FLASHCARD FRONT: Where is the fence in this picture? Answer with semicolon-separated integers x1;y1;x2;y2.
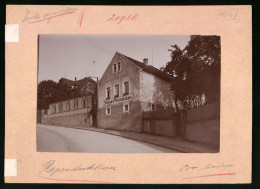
141;102;220;146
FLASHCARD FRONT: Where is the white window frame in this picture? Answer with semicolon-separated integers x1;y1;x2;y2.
117;62;121;71
123;80;130;95
123;102;130;113
66;101;70;111
59;103;63;112
113;64;117;73
106;106;111;115
106;87;111;99
114;84;120;98
112;62;121;73
52;105;56;114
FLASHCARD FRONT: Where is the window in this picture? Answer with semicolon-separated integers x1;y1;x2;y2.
123;103;129;113
106;107;111;115
113;64;117;73
114;84;119;98
123;81;129;95
117;62;121;71
113;62;121;73
106;87;111;99
74;100;78;110
59;103;63;112
66;102;70;111
52;105;56;114
82;99;86;108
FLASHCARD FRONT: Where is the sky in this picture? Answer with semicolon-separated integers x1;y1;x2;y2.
38;34;190;83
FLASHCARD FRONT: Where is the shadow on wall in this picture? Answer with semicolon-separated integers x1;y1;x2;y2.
152;77;173;110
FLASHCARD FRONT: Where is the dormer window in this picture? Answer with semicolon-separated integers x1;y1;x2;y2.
113;62;121;73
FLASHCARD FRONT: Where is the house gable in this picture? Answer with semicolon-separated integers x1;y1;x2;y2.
98;52;142;109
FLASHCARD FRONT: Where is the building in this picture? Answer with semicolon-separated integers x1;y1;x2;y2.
41;77;97;128
97;52;174;132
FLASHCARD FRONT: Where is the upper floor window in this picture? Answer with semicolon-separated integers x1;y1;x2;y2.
113;62;121;73
113;64;117;73
114;84;119;98
123;81;129;95
117;62;121;71
106;87;111;99
74;100;78;110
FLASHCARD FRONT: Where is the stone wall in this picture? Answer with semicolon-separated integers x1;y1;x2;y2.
42;112;92;128
141;102;220;146
41;95;94;128
186;102;220;146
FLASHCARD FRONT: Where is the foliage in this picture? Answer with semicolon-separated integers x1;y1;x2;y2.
37;80;81;110
163;35;221;109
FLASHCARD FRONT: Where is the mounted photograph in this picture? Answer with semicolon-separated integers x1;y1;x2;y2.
37;34;220;153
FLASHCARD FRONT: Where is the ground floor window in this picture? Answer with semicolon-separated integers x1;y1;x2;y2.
106;107;111;115
58;103;63;112
123;102;129;113
74;99;78;110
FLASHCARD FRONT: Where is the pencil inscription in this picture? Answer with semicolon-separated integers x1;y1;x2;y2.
39;160;116;176
180;163;233;172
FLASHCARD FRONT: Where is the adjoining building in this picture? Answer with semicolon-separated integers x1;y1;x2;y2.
41;77;97;128
97;52;174;132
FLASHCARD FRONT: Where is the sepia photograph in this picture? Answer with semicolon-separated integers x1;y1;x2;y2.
37;34;220;153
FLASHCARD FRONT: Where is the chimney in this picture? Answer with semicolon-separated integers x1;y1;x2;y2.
75;77;77;82
143;58;148;66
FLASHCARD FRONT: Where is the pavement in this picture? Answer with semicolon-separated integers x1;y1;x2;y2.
37;124;179;153
81;127;219;153
47;124;219;153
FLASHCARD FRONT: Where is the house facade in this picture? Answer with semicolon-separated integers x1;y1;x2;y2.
97;52;174;132
41;77;97;128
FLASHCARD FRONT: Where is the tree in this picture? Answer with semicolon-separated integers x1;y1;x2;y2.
37;80;81;110
37;80;58;110
163;35;220;109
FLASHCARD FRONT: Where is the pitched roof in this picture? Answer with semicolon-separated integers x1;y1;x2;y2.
117;52;173;82
76;77;96;87
59;78;75;87
59;77;96;87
